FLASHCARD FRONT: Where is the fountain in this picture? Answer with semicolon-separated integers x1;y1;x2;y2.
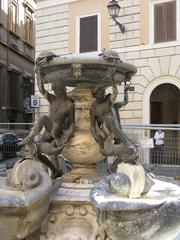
0;50;179;240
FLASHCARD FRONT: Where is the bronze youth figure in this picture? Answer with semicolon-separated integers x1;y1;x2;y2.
90;82;137;164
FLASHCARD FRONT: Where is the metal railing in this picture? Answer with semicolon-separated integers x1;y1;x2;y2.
99;124;180;178
0;123;180;178
0;123;33;138
123;124;180;164
0;123;33;162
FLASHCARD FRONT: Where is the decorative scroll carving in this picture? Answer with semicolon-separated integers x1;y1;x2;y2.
40;204;106;240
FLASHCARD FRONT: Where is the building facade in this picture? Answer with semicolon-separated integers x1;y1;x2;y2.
35;0;180;127
0;0;36;123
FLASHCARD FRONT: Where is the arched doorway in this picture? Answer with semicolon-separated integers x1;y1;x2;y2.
150;83;180;165
142;76;180;125
150;83;180;124
142;78;180;167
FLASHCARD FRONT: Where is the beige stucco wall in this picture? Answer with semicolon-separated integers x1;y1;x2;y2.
36;0;70;57
140;0;149;44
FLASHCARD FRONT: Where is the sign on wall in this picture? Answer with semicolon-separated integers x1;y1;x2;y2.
30;95;40;108
140;138;154;148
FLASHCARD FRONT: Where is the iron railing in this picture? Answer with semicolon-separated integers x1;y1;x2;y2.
98;124;180;178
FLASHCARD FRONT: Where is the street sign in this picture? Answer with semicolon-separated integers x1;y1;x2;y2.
30;95;40;108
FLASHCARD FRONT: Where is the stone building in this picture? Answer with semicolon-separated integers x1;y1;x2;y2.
35;0;180;127
0;0;36;123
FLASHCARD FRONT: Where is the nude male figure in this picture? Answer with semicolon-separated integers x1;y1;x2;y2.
19;55;75;177
90;82;137;163
21;65;75;149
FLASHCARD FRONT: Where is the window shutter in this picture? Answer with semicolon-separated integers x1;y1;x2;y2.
166;1;176;41
80;15;97;53
0;67;3;108
80;17;89;53
154;1;176;43
89;16;97;51
154;4;164;43
9;72;19;108
10;2;17;33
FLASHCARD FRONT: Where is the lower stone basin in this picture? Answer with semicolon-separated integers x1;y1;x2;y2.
90;176;180;240
0;160;53;240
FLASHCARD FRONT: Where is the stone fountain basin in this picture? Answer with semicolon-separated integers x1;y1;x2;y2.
90;176;180;240
0;173;53;240
39;53;137;87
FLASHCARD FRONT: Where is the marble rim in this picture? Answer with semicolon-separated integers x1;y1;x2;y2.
38;53;137;87
90;176;180;211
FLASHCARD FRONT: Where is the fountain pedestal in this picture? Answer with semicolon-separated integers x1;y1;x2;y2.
39;86;106;240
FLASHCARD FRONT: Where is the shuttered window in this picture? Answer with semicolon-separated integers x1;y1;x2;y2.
154;1;176;43
10;2;18;33
0;66;3;107
9;72;19;109
25;15;33;45
24;3;35;46
0;1;1;20
80;15;98;53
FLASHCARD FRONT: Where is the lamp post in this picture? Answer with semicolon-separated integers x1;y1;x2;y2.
107;0;126;33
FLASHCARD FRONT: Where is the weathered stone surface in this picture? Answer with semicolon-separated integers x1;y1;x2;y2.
38;52;137;87
0;159;53;240
117;163;145;198
90;165;180;240
40;183;106;240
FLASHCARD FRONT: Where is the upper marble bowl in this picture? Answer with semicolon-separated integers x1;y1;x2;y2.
37;51;137;87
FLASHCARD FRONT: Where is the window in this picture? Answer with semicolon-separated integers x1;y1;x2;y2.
24;2;35;46
9;71;19;109
25;14;33;44
0;0;2;20
0;1;1;19
79;15;98;53
154;1;176;43
0;66;3;106
23;77;34;98
69;1;108;54
9;1;18;33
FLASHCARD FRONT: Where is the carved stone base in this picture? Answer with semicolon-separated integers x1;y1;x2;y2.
40;183;106;240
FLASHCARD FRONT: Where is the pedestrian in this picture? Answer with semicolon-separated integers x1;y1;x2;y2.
153;129;165;164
